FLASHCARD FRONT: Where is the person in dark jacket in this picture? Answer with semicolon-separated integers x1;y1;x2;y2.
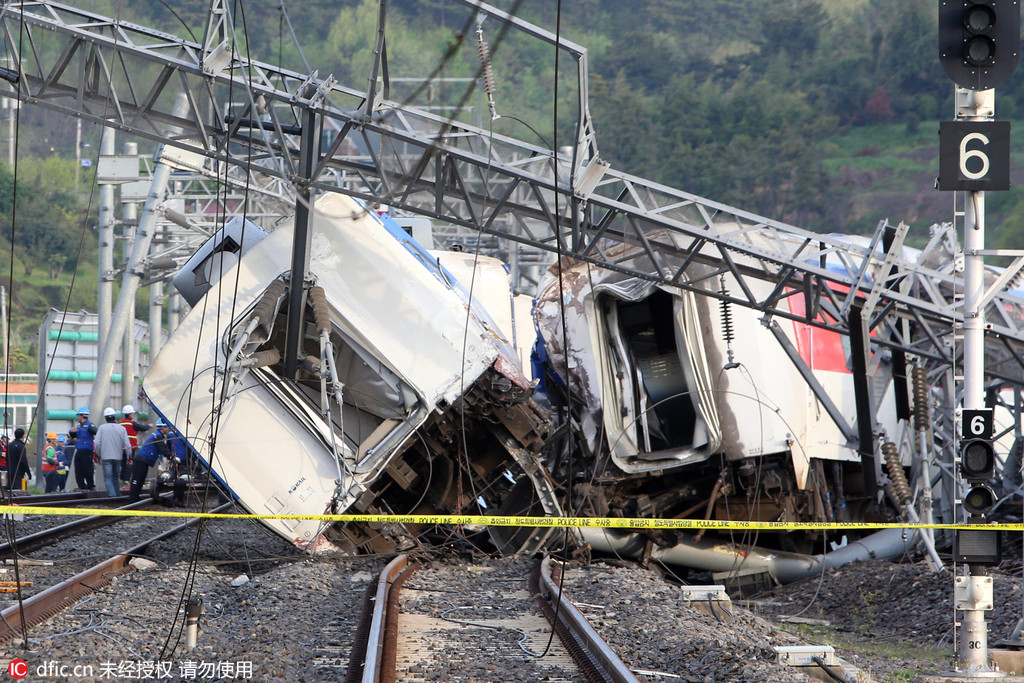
57;434;71;492
119;404;151;489
69;406;97;490
129;420;172;503
5;428;29;491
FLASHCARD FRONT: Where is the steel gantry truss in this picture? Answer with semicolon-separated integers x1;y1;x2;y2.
2;1;1024;435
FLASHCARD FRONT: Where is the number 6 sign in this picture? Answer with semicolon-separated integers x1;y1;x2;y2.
938;120;1010;191
962;409;994;440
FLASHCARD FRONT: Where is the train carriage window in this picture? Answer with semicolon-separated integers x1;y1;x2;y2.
606;291;701;454
247;288;425;471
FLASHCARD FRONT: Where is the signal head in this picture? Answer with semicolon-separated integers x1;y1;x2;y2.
939;0;1020;90
960;438;996;482
963;483;997;517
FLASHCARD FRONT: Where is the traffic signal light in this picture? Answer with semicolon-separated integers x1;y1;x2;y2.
939;0;1020;90
960;438;997;517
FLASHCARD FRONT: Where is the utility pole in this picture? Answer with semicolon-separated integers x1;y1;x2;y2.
938;1;1019;677
1;285;7;379
89;94;189;417
97;127;116;373
121;141;138;407
149;279;163;366
3;94;15;166
74;118;82;196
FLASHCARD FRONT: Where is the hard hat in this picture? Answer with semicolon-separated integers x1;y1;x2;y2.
156;419;167;427
122;404;135;415
57;434;66;443
103;407;116;418
76;406;90;416
45;432;57;440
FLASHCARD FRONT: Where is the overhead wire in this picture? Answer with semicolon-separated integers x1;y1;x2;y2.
406;0;522;538
0;0;564;657
0;0;29;651
1;0;127;651
158;0;264;660
277;1;312;78
533;0;569;661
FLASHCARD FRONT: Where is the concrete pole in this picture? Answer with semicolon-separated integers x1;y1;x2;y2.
74;119;82;197
6;97;15;167
167;291;181;333
121;142;138;409
149;280;163;365
97;128;116;370
89;94;189;417
1;285;7;378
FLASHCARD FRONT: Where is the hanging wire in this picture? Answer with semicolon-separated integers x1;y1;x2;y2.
1;0;30;651
158;0;267;659
1;0;130;651
277;1;312;77
534;0;566;661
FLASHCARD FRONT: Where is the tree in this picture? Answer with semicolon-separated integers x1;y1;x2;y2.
863;86;895;124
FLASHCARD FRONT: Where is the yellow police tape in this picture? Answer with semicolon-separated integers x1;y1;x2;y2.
1;505;1023;532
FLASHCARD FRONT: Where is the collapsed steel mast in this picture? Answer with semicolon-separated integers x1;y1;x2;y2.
2;0;1023;532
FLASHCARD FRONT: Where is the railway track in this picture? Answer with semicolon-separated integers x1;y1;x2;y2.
347;556;638;683
0;545;874;681
3;491;128;506
0;501;233;644
0;490;227;610
0;498;157;558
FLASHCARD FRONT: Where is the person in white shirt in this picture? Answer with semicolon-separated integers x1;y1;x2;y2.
94;407;131;497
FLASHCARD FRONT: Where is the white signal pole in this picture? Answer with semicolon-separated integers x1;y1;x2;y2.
955;85;1003;679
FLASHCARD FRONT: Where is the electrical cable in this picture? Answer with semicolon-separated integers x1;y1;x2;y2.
158;0;270;657
533;0;568;661
277;1;312;78
1;2;29;652
156;0;265;658
2;0;127;651
812;655;852;683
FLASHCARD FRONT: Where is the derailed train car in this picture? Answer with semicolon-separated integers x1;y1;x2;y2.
531;229;951;586
144;196;1014;585
143;193;564;553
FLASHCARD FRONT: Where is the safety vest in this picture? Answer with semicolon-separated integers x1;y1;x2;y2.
120;419;139;449
41;445;58;472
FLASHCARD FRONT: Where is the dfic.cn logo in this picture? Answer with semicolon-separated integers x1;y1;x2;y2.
7;659;27;679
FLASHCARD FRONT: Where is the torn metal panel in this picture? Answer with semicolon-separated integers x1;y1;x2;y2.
533;229;906;538
144;193;563;552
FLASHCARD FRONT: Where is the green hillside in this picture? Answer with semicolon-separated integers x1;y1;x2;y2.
1;0;1022;365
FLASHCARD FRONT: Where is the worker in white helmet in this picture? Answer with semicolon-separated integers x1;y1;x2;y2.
119;404;152;491
95;407;131;497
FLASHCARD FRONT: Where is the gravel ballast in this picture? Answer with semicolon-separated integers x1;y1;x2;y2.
0;515;1018;682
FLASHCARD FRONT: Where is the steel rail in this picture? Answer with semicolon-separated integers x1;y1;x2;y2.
531;556;640;683
3;492;125;505
0;501;233;644
349;556;637;683
0;498;156;559
354;553;415;683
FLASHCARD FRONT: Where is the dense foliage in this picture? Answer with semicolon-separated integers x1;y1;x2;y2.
6;0;1024;356
0;154;98;370
62;0;1015;236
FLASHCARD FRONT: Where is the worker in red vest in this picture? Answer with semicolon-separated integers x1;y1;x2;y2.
119;405;152;491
